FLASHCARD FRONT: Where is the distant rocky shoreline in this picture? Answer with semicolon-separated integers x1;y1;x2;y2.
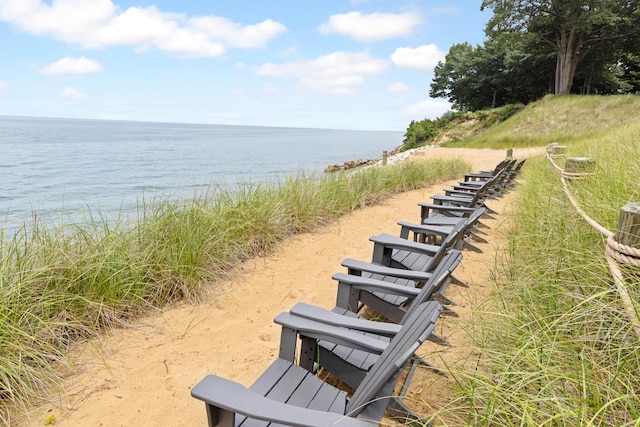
323;146;433;173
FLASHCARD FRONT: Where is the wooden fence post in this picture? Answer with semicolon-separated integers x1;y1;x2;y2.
382;150;388;166
549;145;567;158
562;157;596;179
615;203;640;251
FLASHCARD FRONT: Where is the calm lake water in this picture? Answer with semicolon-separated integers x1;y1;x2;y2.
0;116;403;234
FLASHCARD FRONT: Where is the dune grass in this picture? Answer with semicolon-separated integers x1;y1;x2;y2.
0;157;470;422
457;94;640;149
427;105;640;425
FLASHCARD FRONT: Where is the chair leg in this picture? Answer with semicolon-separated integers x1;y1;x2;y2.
481;205;497;217
387;356;443;426
441;305;459;317
450;275;468;287
469;229;488;243
427;332;450;347
475;220;490;229
434;292;456;306
462;240;483;253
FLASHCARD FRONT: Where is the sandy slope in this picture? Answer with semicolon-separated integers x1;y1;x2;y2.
19;146;544;427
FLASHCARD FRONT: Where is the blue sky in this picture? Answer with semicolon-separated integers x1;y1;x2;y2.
0;1;490;130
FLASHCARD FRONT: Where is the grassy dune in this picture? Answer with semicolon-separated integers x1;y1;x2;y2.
430;95;640;426
0;158;470;421
465;94;640;148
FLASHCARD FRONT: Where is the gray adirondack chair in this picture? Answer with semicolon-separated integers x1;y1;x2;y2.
450;159;517;198
191;300;442;427
418;174;499;233
337;219;472;300
429;172;503;216
399;206;489;253
503;158;527;190
282;251;460;415
371;217;466;268
337;249;463;322
464;159;511;181
366;220;467;307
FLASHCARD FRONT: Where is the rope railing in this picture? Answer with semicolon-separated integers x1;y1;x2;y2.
546;152;640;340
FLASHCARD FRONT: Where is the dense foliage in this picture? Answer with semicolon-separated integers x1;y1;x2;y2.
401;104;523;150
430;0;640;111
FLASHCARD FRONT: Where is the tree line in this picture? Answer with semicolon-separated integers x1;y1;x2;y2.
430;0;640;112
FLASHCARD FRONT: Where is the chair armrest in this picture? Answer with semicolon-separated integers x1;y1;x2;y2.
341;258;433;281
418;202;477;213
274;312;388;354
369;233;439;255
397;220;452;239
332;272;422;298
444;188;478;197
430;194;474;207
464;173;492;182
289;302;401;336
191;374;377;427
432;193;474;202
454;181;484;189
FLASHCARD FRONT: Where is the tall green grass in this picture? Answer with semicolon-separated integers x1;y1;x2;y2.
0;158;469;422
462;94;640;149
430;112;640;425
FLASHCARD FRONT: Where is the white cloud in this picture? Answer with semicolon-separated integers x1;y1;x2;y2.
319;11;421;42
0;80;8;90
404;99;452;119
0;0;286;58
391;44;446;71
40;56;102;76
257;51;388;95
387;82;408;93
189;16;286;49
60;87;86;99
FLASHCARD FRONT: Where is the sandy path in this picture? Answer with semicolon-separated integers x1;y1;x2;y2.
20;147;543;426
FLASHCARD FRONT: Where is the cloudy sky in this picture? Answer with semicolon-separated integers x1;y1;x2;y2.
0;1;490;130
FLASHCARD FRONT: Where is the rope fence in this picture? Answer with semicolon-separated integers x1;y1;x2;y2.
546;150;640;340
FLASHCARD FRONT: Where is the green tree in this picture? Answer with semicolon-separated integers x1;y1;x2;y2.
402;119;437;150
481;0;640;94
430;39;552;111
430;43;476;110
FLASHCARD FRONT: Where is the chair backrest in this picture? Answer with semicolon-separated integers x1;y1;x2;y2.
427;208;485;265
399;249;462;323
346;300;442;416
428;218;469;265
463;206;487;227
454;173;501;207
370;219;468;272
510;159;526;176
493;159;511;174
494;159;518;185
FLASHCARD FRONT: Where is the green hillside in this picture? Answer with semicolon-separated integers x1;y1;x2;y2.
405;94;640;150
465;94;640;148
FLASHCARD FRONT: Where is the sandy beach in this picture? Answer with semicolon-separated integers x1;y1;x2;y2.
19;146;544;427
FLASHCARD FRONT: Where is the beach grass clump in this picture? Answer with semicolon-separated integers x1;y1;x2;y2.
429;120;640;425
0;156;470;420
